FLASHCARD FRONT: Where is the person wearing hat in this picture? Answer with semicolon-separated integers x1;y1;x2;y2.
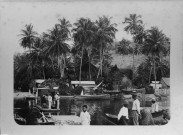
118;101;129;125
131;93;141;125
151;98;159;113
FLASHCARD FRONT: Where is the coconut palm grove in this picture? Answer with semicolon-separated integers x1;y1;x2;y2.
14;14;170;92
14;14;170;125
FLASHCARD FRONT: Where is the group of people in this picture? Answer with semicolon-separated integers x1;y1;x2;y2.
79;93;160;125
117;93;159;125
41;92;60;109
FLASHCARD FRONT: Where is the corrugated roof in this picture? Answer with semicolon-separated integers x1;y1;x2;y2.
161;77;170;86
71;81;95;85
35;79;45;84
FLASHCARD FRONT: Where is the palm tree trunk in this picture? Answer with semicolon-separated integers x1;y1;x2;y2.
79;44;84;83
97;44;102;79
153;56;157;89
132;47;134;90
101;48;103;77
97;66;100;79
43;67;45;79
61;54;65;78
88;54;91;81
51;57;56;72
149;66;152;84
57;56;62;78
100;44;103;77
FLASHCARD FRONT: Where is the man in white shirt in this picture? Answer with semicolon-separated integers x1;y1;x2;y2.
48;94;52;109
151;98;159;113
80;105;91;125
54;92;60;109
118;101;129;125
131;93;141;125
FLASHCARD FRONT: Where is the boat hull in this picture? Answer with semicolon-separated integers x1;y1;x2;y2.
75;94;110;100
105;110;165;125
60;94;110;100
35;105;60;112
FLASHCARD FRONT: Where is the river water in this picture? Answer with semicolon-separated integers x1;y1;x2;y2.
14;96;170;125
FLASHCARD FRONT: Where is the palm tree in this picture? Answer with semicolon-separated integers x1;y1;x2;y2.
72;18;95;82
123;14;143;88
19;24;38;51
44;18;71;78
95;16;117;79
116;39;132;55
136;56;170;87
28;37;52;79
143;27;169;88
86;45;93;80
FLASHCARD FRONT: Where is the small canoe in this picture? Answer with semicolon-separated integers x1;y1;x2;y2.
105;110;166;125
105;113;119;124
74;94;110;100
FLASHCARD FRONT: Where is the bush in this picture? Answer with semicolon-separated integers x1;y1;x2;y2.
145;86;154;94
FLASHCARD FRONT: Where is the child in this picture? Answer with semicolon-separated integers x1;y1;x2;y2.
80;105;91;125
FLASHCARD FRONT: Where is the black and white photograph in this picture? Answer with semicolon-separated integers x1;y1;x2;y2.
1;0;183;135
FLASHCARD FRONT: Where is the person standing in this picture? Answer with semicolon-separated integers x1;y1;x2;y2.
54;92;60;109
48;94;52;109
80;105;91;125
118;101;129;125
131;93;141;125
151;98;159;113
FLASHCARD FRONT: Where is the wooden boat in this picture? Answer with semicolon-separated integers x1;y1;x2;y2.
105;109;166;125
74;94;110;100
60;94;110;100
105;113;119;124
121;88;145;94
103;90;121;94
35;105;60;112
60;95;75;99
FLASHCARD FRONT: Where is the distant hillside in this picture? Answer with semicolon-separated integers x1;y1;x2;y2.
110;51;170;70
110;52;146;70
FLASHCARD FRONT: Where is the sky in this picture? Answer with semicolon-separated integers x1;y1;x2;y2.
0;1;180;53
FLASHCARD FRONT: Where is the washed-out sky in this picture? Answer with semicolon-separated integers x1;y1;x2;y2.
0;1;180;53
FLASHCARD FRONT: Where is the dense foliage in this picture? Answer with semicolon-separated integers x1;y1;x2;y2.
14;14;170;92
